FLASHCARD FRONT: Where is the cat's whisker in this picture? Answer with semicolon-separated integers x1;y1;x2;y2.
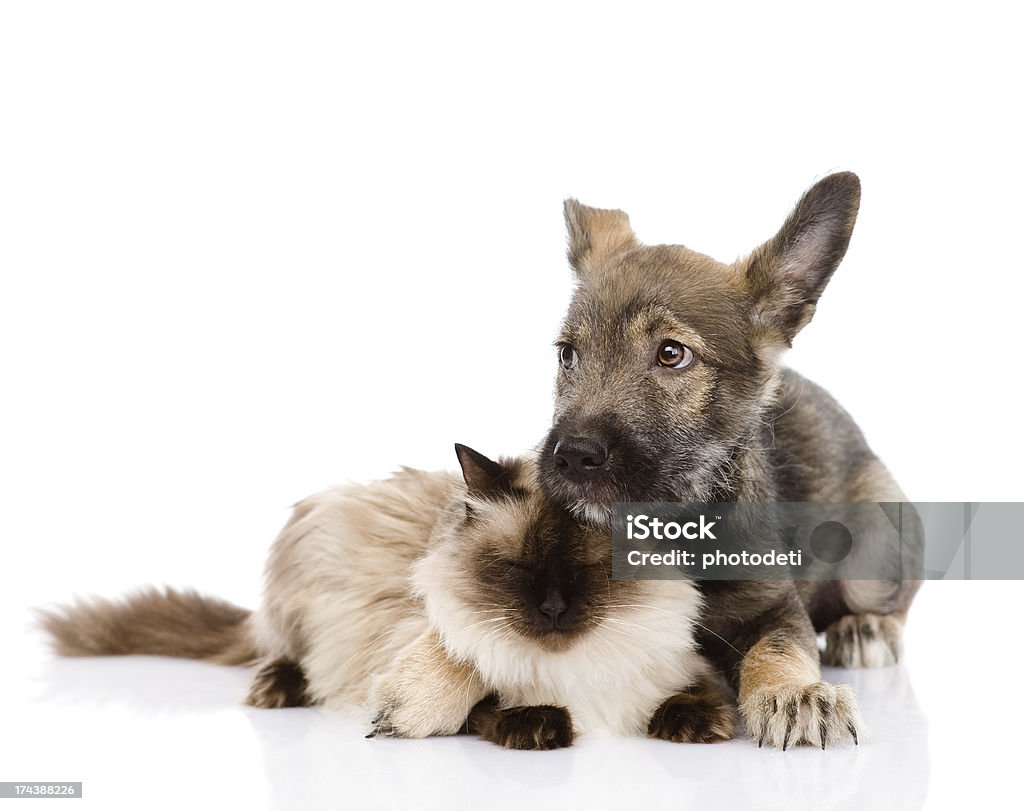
463;621;507;632
598;602;743;656
598;616;654;634
600;603;676;613
686;620;744;656
474;622;515;648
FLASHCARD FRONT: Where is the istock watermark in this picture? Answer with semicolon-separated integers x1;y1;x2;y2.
611;502;1023;580
625;513;719;541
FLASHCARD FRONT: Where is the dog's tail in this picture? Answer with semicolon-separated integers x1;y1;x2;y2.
37;586;259;666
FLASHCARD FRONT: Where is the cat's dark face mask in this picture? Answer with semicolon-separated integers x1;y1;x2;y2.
452;444;636;652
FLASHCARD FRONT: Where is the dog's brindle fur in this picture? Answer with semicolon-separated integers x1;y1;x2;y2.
539;173;919;747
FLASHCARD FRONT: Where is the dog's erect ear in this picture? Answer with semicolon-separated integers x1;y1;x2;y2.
564;199;637;275
454;443;508;499
744;172;861;346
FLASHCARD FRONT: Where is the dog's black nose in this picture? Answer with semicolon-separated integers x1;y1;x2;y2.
552;436;608;482
539;587;568;624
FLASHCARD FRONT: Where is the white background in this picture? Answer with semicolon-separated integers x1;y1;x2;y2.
1;2;1021;810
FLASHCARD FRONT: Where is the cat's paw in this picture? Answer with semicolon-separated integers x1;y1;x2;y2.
648;692;736;743
245;658;310;708
822;613;902;668
365;631;487;739
473;703;574;750
366;672;476;739
741;681;861;750
366;697;458;739
365;691;466;739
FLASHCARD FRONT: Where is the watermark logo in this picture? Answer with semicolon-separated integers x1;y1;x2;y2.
625;513;718;541
611;502;1023;581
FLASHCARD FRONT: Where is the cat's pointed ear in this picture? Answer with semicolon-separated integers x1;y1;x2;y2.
564;199;637;276
454;443;507;498
743;172;861;346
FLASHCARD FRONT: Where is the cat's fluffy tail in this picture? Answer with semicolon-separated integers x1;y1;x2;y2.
37;586;259;665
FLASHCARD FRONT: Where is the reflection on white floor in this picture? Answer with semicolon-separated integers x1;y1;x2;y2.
11;646;929;811
7;583;1018;810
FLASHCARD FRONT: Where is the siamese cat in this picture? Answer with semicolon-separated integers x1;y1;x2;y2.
40;445;734;749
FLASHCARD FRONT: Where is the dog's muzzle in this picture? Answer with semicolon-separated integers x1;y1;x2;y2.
551;436;609;483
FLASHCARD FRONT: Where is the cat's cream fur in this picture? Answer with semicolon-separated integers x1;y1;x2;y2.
41;449;726;744
253;456;709;737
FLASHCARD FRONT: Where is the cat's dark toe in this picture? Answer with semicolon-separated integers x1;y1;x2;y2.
490;705;574;750
245;658;311;709
648;692;735;744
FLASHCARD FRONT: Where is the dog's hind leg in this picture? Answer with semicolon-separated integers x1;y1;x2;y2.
819;462;924;668
816;572;920;667
821;610;905;668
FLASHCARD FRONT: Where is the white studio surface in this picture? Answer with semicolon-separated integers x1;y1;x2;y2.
2;2;1022;810
0;581;1017;811
0;581;1015;806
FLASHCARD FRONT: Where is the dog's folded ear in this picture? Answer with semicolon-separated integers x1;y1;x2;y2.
564;199;637;276
744;172;861;346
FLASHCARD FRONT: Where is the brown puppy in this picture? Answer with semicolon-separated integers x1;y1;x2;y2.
538;173;920;748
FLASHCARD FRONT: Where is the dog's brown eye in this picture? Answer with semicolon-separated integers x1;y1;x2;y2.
559;344;578;371
657;340;694;369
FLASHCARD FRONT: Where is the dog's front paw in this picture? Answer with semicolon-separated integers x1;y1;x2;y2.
822;613;902;668
741;682;862;750
648;692;736;743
